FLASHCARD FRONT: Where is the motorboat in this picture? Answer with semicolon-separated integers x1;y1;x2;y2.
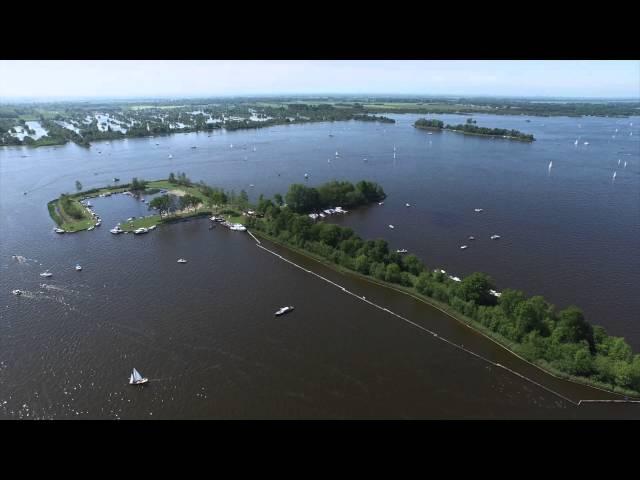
148;225;156;230
54;228;65;233
304;173;309;179
177;258;188;263
75;265;82;271
396;249;408;254
12;289;23;296
378;202;384;206
168;154;173;159
40;271;52;277
129;368;148;385
275;306;294;316
490;234;501;240
460;245;468;249
110;226;123;234
468;235;475;240
405;203;411;207
134;227;149;234
388;224;395;229
474;208;483;213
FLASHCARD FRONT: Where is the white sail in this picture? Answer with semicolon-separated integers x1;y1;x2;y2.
129;374;134;384
132;368;143;382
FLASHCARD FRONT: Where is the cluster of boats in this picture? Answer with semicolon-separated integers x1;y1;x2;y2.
308;206;349;220
110;224;157;235
210;216;246;231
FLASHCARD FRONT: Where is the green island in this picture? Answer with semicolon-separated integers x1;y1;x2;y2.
415;118;536;142
242;181;640;397
47;175;640;397
3;95;636;148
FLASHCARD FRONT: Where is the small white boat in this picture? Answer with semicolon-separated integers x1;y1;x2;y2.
468;236;475;240
249;184;255;188
335;151;339;157
584;142;589;145
474;208;483;213
388;224;395;229
396;249;408;254
40;271;52;277
12;289;23;296
177;258;188;263
129;368;148;385
134;227;149;234
460;245;468;250
54;228;65;233
304;173;309;178
95;221;101;227
490;234;501;240
168;154;173;159
75;265;82;271
378;202;384;206
110;227;123;234
275;306;294;316
405;203;411;207
574;139;579;146
148;225;156;230
613;171;617;180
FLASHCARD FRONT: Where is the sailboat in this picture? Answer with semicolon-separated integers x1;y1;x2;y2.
574;139;579;146
548;161;553;171
624;161;627;168
129;368;148;385
335;151;339;157
613;171;617;180
618;159;621;166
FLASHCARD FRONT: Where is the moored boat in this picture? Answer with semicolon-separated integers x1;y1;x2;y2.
275;306;294;316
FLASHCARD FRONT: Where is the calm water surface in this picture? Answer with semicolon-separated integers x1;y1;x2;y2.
1;113;639;419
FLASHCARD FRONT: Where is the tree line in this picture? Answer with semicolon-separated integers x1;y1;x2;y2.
414;118;535;141
245;182;640;395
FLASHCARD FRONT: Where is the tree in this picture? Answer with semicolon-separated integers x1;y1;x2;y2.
385;263;401;283
150;194;171;217
168;172;176;183
273;193;283;206
75;180;82;192
238;190;249;209
401;254;424;275
354;255;370;275
458;272;496;306
285;184;320;213
554;306;594;348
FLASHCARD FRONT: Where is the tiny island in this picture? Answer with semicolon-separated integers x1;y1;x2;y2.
414;118;535;142
47;175;640;397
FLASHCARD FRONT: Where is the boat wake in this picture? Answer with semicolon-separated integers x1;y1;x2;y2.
11;255;39;265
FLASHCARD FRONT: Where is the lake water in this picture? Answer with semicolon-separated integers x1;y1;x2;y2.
1;113;639;419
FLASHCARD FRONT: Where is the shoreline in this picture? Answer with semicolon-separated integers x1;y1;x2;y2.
249;228;640;400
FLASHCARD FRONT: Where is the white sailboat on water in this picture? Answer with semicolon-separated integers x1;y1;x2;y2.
129;368;148;385
548;161;553;171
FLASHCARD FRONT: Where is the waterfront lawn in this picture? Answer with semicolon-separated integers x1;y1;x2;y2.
48;197;96;232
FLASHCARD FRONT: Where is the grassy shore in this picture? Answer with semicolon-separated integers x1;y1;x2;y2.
249;229;640;399
47;197;96;232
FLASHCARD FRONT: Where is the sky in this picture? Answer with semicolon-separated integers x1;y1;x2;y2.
0;60;638;100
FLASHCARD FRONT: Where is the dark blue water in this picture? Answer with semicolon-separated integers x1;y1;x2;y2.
1;113;638;418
